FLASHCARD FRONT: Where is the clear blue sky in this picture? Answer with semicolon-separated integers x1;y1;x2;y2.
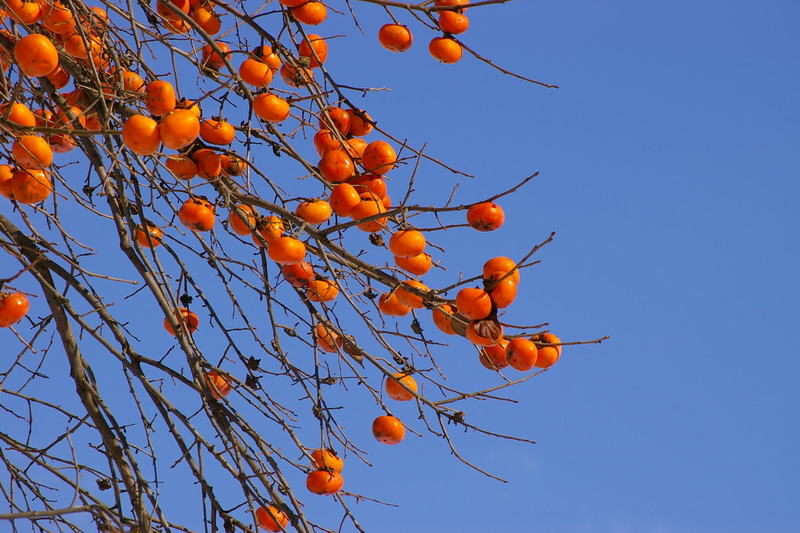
2;1;799;532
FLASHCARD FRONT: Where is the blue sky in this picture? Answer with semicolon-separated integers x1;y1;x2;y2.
2;0;799;532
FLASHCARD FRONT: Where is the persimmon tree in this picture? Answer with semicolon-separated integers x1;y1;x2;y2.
0;0;607;531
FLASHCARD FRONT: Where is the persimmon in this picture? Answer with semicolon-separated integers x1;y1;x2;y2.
438;11;469;34
306;470;343;495
14;35;59;77
1;102;36;129
298;34;328;68
279;0;305;6
347;109;374;136
267;236;306;265
456;287;492;320
306;279;338;302
329;183;360;217
296;200;332;225
9;169;51;204
429;37;463;64
201;41;230;70
255;505;288;532
191;149;222;180
42;2;76;34
163;307;199;336
313;129;340;156
199;118;236;145
253;46;282;72
0;292;30;327
395;252;432;276
281;261;315;287
252;216;285;246
319;107;350;136
228;204;256;236
176;97;201;117
319;149;355;183
488;274;517;308
378;292;411;317
135;224;163;248
372;415;405;445
122;115;161;155
13;136;53;169
466;319;504;346
310;449;343;473
350;174;387;198
482;256;520;284
506;338;538;371
239;58;273;87
389;230;426;258
204;371;232;399
253;93;290;122
159;109;201;150
467;201;505;231
191;7;221;34
385;373;417;401
361;140;396;175
116;69;145;93
62;33;102;60
220;154;246;176
378;24;413;52
395;280;428;309
479;339;510;370
344;138;367;158
315;322;341;353
7;0;42;24
165;155;197;180
432;304;457;335
532;332;562;368
156;0;189;17
350;194;387;232
0;165;13;198
178;197;215;232
435;0;469;10
291;1;326;25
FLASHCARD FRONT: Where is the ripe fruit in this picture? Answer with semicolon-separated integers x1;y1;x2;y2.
389;230;426;258
12;136;53;169
372;415;405;445
466;319;504;346
315;322;341;353
319;107;350;136
319;149;355;183
532;332;562;368
199;118;236;145
191;149;222;180
455;287;492;320
163;307;199;336
135;225;163;248
0;165;14;198
394;253;432;276
0;292;30;327
429;37;463;64
291;1;326;25
467;202;505;231
395;280;428;309
482;256;520;284
378;292;411;317
385;373;417;401
7;0;43;24
252;216;284;246
347;109;374;136
488;274;517;308
313;129;340;156
479;339;510;370
329;183;360;217
178;197;215;232
298;34;328;68
361;140;396;175
505;338;538;371
192;7;221;34
432;304;457;335
296;200;332;225
159;109;200;150
122;115;161;155
279;63;313;88
310;449;343;473
201;41;230;70
165;155;197;180
255;505;288;532
306;470;343;495
350;194;387;232
253;93;290;123
1;102;36;129
145;80;177;116
438;10;470;34
239;58;273;87
9;169;52;204
228;204;256;236
378;24;413;52
267;236;306;265
14;34;59;77
282;261;315;287
205;371;232;399
306;279;338;302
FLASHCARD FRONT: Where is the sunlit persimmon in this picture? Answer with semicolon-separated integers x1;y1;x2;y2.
319;107;350;136
466;319;504;346
296;200;332;225
438;11;470;34
201;41;230;70
163;307;199;336
313;129;340;156
253;93;290;122
135;224;163;248
279;63;314;88
506;338;538;371
9;169;51;204
220;154;247;176
7;0;42;24
282;261;315;287
123;115;161;155
385;373;417;401
482;256;520;284
488;274;517;308
255;505;288;533
176;97;201;117
378;24;413;52
191;6;221;34
350;174;387;198
204;371;232;399
306;279;338;302
253;45;282;72
467;201;505;231
291;1;326;25
306;470;343;495
349;194;387;232
429;37;462;64
267;236;306;265
252;216;284;246
531;332;562;368
395;280;428;309
191;149;222;180
456;287;492;320
45;65;70;89
14;34;59;77
479;339;510;370
178;197;215;232
200;118;236;145
298;34;328;68
329;183;360;217
228;204;256;236
389;230;426;258
395;252;432;276
347;109;374;136
319;149;354;183
42;1;76;34
0;292;30;328
372;415;405;445
1;102;36;129
159;109;200;150
239;58;273;87
315;322;341;353
361;140;396;175
165;155;197;180
13;136;53;169
344;138;367;158
378;292;411;317
310;449;343;473
0;165;13;198
62;33;102;60
432;303;457;335
435;0;469;10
